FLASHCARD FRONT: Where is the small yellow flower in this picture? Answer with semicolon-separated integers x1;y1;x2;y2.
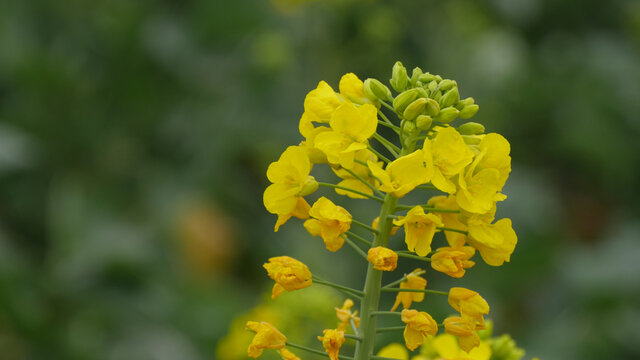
246;321;287;358
339;73;372;104
335;299;360;331
427;195;467;247
448;287;490;328
393;206;443;256
372;216;399;235
391;269;427;311
274;197;311;232
317;329;346;360
263;256;312;299
467;218;517;266
423;126;474;194
455;150;505;214
401;309;438;351
443;316;480;353
431;246;475;278
367;246;398;271
303;80;342;124
367;150;433;198
304;197;352;251
476;133;511;189
279;348;300;360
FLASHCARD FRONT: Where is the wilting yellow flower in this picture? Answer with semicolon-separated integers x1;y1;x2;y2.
448;287;490;328
315;102;378;168
430;333;491;360
367;246;398;271
401;309;438;351
278;348;300;360
431;246;475;278
332;149;380;199
318;329;345;360
264;146;318;230
367;150;433;198
372;216;399;235
444;316;480;353
393;206;443;256
427;195;467;247
467;218;517;266
304;197;352;251
376;343;408;360
263;256;312;299
246;321;287;358
391;269;427;311
335;299;360;331
423;126;474;194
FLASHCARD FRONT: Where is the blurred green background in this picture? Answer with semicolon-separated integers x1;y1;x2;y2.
1;0;640;359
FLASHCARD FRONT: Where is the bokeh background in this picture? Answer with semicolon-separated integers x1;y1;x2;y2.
1;0;640;359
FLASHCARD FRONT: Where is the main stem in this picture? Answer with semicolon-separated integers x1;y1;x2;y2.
354;142;414;360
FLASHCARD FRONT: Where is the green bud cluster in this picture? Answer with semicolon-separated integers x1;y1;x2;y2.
491;334;526;360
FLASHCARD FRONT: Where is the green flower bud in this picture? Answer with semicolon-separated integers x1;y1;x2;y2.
434;75;443;82
462;135;481;145
458;122;485;135
364;78;392;102
427;80;438;93
410;67;423;86
300;175;319;196
491;334;524;360
403;98;428;120
392;88;419;114
456;96;475;110
418;72;437;83
438;79;456;91
390;61;409;92
432;90;442;102
459;104;479;119
439;87;460;108
416;115;432;130
416;87;430;98
403;119;417;133
425;98;440;116
435;106;459;123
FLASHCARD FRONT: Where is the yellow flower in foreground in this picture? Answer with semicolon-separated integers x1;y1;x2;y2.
263;256;312;299
391;269;427;311
444;316;481;353
303;80;341;124
318;329;346;360
376;343;408;360
367;246;398;271
335;299;360;331
431;246;475;278
431;333;491;360
246;321;287;358
467;218;517;266
304;197;352;251
279;348;300;360
368;150;433;198
448;287;490;328
339;72;371;104
264;145;318;230
393;206;443;256
401;309;438;351
423;126;474;194
427;195;467;247
455;157;505;215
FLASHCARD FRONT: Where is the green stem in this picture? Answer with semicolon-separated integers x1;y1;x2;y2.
396;252;431;262
378;120;401;133
342;167;385;197
370;311;402;316
318;182;384;203
380;101;395;112
312;277;364;297
367;145;392;163
350;318;359;336
346;231;373;247
373;133;400;157
342;235;368;260
350;219;379;234
286;342;354;360
375;326;406;333
344;334;362;341
382;269;427;289
394;204;460;213
437;226;468;235
380;288;449;296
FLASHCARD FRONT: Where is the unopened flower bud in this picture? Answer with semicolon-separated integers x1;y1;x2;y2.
418;72;437;83
364;78;392;102
403;120;417;133
456;97;475;109
410;67;423;86
458;122;485;135
425;98;440;116
299;175;319;196
435;107;459;123
462;135;481;145
416;115;432;130
427;80;438;93
416;87;430;98
392;88;419;114
439;87;460;108
434;75;443;82
459;104;479;119
438;79;456;91
403;98;428;120
390;61;409;92
491;334;525;360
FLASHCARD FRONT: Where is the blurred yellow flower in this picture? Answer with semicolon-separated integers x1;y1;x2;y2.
431;333;491;360
335;298;360;331
367;150;433;198
279;348;300;360
318;329;345;360
304;197;352;251
367;246;398;271
246;321;287;358
444;316;481;353
376;343;408;360
448;287;490;328
431;246;475;278
476;133;511;189
394;206;443;256
467;218;517;266
263;256;312;299
401;309;438;351
423;126;474;194
391;269;427;311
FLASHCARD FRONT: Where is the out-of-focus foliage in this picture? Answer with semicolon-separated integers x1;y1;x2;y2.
0;0;639;359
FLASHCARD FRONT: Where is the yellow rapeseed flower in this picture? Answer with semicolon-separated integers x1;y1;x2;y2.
448;287;490;329
475;133;511;189
391;269;427;311
339;72;372;105
467;218;517;266
443;316;481;353
423;126;474;194
401;309;438;351
393;206;443;256
274;197;311;232
335;298;360;331
431;333;491;360
427;195;468;247
318;329;346;360
367;246;398;271
456;166;504;215
303;81;342;124
431;246;475;278
246;321;287;358
263;256;312;299
376;343;408;360
331;149;380;199
279;348;300;360
367;150;433;198
304;197;352;251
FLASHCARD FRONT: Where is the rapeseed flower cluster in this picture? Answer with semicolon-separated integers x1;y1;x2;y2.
247;61;530;360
